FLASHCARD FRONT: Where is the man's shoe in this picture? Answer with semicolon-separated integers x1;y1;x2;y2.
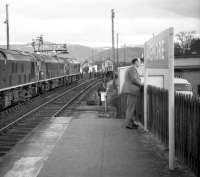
126;125;133;129
132;122;139;129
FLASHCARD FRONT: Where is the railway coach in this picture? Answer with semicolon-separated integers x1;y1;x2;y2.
0;48;81;111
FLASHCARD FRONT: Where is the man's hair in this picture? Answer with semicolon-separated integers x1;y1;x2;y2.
131;58;139;64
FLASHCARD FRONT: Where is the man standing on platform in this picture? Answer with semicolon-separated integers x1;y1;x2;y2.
122;58;142;129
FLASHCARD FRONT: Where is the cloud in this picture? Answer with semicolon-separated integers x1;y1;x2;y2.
3;0;200;20
160;0;200;18
0;0;199;47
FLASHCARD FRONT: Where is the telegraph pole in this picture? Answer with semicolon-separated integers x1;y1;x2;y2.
111;9;116;87
116;33;119;68
5;4;10;50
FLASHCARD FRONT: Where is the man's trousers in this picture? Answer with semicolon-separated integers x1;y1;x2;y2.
125;94;137;126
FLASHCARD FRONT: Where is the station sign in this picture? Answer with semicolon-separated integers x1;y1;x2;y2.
144;28;173;69
144;27;175;170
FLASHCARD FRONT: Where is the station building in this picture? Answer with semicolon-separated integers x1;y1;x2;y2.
101;58;113;72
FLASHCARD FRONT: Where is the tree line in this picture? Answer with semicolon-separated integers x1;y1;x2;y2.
175;31;200;56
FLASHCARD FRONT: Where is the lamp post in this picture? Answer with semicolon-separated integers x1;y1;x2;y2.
116;33;119;68
5;4;10;50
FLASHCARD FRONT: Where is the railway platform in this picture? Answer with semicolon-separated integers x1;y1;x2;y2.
0;90;195;177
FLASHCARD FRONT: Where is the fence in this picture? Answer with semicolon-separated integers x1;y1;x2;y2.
147;86;168;146
146;85;200;176
112;85;200;176
175;94;200;176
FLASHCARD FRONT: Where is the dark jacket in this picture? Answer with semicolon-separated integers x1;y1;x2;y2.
122;66;141;95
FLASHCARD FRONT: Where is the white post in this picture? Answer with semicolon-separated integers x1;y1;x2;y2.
144;68;148;131
168;28;175;170
105;95;107;113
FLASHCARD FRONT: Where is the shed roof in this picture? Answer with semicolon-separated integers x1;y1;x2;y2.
174;57;200;69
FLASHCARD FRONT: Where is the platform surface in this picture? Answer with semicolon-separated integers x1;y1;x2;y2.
0;105;195;177
37;107;194;177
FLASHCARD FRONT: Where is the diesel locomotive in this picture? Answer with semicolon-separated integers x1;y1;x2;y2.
0;48;81;111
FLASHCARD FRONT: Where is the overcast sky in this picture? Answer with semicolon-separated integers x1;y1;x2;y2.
0;0;200;47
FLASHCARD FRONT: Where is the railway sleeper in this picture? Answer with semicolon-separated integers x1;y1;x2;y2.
8;129;32;134
0;141;17;146
2;134;26;139
0;145;13;151
0;152;8;157
0;137;19;142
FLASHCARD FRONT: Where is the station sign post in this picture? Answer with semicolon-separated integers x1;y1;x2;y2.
144;27;175;170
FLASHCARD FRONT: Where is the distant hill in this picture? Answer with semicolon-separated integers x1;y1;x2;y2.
0;43;144;63
67;44;105;61
91;47;144;63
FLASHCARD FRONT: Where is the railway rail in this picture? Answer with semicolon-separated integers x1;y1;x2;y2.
0;78;101;157
0;78;88;129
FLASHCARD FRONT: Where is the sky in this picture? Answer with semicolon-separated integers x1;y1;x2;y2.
0;0;200;47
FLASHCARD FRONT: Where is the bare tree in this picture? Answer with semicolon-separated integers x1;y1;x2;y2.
175;31;196;54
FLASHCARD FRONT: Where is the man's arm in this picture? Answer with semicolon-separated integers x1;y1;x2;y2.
129;68;141;86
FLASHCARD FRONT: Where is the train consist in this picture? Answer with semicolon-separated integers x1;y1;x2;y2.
0;48;81;111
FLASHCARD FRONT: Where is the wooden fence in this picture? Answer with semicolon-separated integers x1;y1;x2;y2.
147;86;168;146
146;85;200;176
175;94;200;176
112;85;200;176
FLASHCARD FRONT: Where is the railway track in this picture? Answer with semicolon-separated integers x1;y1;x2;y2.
0;79;101;157
0;78;90;129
